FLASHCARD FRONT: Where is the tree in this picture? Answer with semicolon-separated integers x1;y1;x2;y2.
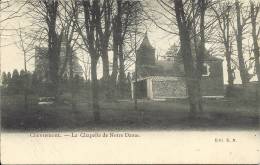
111;0;143;98
164;44;179;60
99;0;113;84
76;0;114;104
0;0;28;78
43;0;62;97
19;70;26;81
197;0;207;79
16;24;36;108
250;1;260;81
234;0;251;85
147;0;221;114
58;0;83;108
31;71;40;94
10;69;20;94
145;0;202;114
71;74;81;109
192;0;209;112
174;0;203;115
58;0;81;79
110;0;123;98
19;69;29;107
27;0;63;97
212;2;235;96
0;0;28;24
7;72;11;82
4;72;12;94
1;71;8;87
80;0;106;121
27;0;83;99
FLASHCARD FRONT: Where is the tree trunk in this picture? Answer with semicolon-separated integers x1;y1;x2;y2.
197;0;206;79
101;52;110;81
251;3;260;81
255;51;260;81
250;4;260;108
182;46;202;116
69;47;76;110
225;50;235;96
48;38;59;96
212;4;235;96
111;24;119;98
224;10;235;96
111;44;118;81
24;74;28;109
23;51;28;109
49;35;61;98
186;78;202;116
48;17;60;99
195;0;206;113
101;52;110;100
46;0;61;99
91;57;100;122
235;1;250;85
118;43;126;97
174;0;202;115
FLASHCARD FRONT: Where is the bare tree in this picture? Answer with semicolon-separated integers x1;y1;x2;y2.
173;0;203;115
192;0;210;112
0;0;28;79
197;0;207;78
25;0;63;97
233;0;251;85
59;0;82;109
16;25;36;109
0;0;28;24
111;0;143;98
146;0;225;115
58;0;79;78
212;2;235;96
43;0;63;98
78;0;113;102
100;0;113;84
80;0;105;121
27;0;80;98
250;1;260;81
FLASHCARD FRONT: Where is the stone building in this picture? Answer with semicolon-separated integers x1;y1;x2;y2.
131;33;224;100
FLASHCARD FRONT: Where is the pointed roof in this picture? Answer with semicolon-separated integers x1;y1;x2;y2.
139;32;154;50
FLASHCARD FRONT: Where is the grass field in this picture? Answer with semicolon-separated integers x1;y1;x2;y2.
1;95;259;131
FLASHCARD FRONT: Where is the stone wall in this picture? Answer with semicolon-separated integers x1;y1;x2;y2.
151;59;224;99
152;78;187;99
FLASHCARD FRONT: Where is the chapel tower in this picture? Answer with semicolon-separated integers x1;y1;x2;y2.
136;32;155;67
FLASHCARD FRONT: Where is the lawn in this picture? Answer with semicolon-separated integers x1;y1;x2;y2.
1;95;259;131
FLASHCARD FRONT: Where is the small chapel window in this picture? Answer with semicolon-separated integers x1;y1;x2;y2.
202;63;210;76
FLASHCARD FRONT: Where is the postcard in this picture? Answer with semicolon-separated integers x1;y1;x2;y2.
1;0;259;164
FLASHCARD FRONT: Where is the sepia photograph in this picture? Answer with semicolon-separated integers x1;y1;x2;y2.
0;0;259;164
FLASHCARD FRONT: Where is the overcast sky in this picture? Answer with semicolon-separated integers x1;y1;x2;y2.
1;0;258;83
0;1;175;78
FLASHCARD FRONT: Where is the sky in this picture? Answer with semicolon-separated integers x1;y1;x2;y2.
1;0;259;84
0;1;176;78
